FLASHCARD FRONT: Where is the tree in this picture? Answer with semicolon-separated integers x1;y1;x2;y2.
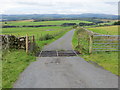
5;22;7;24
62;23;77;26
113;21;120;25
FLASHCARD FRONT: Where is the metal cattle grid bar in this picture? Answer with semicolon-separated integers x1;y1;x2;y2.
39;50;80;57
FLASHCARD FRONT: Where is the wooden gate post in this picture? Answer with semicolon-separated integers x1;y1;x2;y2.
26;34;29;54
89;35;93;54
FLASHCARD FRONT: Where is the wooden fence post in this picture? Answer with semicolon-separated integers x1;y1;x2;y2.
89;35;93;54
26;34;29;54
32;35;36;52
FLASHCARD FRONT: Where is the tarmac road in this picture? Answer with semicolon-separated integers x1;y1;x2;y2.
14;29;118;88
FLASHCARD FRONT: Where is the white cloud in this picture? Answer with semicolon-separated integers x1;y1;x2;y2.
0;0;119;14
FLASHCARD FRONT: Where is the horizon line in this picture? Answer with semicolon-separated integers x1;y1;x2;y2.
0;13;118;15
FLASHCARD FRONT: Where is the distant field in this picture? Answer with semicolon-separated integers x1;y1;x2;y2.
88;26;119;35
100;19;118;22
2;26;72;48
2;26;71;38
2;20;92;26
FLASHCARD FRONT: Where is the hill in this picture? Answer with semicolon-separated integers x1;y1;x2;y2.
0;13;118;21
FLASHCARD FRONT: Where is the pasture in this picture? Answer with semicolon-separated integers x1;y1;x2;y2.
2;26;72;48
2;26;71;38
88;26;119;35
2;20;92;26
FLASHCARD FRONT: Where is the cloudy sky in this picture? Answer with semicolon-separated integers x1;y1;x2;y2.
0;0;119;15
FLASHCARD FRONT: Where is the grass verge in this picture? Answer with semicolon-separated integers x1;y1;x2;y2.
2;50;36;88
81;52;118;75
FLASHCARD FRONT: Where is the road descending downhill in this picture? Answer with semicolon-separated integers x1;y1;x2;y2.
14;29;118;88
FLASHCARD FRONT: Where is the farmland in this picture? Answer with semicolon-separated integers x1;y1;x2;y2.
88;25;119;35
2;26;71;39
2;20;92;26
2;20;93;48
2;26;72;49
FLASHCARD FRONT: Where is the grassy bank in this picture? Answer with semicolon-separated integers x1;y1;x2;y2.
82;52;118;75
2;50;36;88
72;27;119;76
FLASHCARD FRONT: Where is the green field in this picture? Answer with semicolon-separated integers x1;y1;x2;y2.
2;26;72;49
2;26;71;38
88;26;119;35
2;20;92;26
72;26;119;76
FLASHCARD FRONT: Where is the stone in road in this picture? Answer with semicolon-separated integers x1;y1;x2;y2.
14;30;118;88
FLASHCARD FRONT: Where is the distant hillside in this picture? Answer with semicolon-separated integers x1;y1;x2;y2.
0;13;118;21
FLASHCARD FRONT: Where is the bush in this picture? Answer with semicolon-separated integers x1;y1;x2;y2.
62;23;77;26
113;21;120;25
39;34;54;41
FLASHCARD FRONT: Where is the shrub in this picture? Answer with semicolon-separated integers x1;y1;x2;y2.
39;34;54;41
113;21;120;25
